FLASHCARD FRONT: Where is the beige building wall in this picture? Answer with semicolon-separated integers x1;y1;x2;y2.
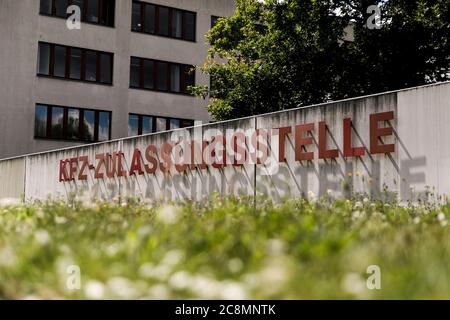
0;0;235;159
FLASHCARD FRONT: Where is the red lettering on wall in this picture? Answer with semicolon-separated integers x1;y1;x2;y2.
278;127;292;162
318;122;339;159
129;149;144;176
343;118;365;158
370;112;395;154
295;123;315;161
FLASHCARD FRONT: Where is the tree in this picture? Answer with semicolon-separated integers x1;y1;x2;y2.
195;0;450;121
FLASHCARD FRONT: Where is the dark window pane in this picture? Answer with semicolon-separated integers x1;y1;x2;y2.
172;10;183;38
85;51;97;82
98;112;110;141
143;60;154;89
67;108;80;140
100;53;112;84
211;16;219;28
37;43;51;75
72;0;84;17
170;119;180;130
181;120;194;128
86;0;99;23
142;116;153;134
83;110;95;141
144;4;156;33
54;46;67;78
157;62;168;90
101;0;115;26
131;2;142;31
51;107;64;139
55;0;68;17
156;117;167;132
170;65;180;92
184;12;196;41
69;48;81;80
35;105;48;138
128;114;139;136
40;0;52;15
158;7;169;36
182;65;195;93
130;57;141;87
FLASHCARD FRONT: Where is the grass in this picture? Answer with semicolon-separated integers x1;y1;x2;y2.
0;195;449;299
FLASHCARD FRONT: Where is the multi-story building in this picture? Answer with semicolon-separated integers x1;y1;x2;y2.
0;0;234;159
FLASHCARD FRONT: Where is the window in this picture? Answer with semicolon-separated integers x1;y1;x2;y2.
37;43;51;76
34;104;111;142
170;119;181;130
35;104;48;138
69;48;82;80
130;57;141;88
157;62;168;91
142;116;153;134
85;51;97;82
144;5;156;34
128;114;139;136
37;42;113;85
172;10;183;38
40;0;52;15
156;117;167;132
143;60;154;89
131;1;196;42
184;12;196;41
39;0;115;27
130;56;195;95
128;114;194;136
158;7;169;36
131;2;142;31
67;108;80;139
86;0;99;23
98;111;111;141
83;110;96;142
100;53;112;84
54;45;67;78
170;65;180;92
51;107;64;139
55;0;68;17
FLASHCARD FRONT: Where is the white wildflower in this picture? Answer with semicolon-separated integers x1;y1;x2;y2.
169;271;192;290
157;205;181;225
54;216;68;224
413;217;421;224
307;191;316;200
34;229;51;245
0;198;21;207
341;273;366;296
219;282;248;300
437;213;445;221
0;246;16;267
84;280;105;299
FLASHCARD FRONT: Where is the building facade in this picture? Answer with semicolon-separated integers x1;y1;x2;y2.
0;0;234;159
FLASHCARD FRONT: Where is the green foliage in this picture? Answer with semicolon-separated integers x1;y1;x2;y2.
0;197;449;299
198;0;450;121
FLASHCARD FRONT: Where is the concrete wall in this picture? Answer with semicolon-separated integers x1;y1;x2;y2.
0;0;235;158
1;82;450;203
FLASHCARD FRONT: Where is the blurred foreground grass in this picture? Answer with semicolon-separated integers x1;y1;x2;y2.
0;196;449;299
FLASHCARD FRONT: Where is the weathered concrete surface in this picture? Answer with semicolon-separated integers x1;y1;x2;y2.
1;82;450;203
0;158;26;201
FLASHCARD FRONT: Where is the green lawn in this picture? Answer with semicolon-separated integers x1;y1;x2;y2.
0;196;449;299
